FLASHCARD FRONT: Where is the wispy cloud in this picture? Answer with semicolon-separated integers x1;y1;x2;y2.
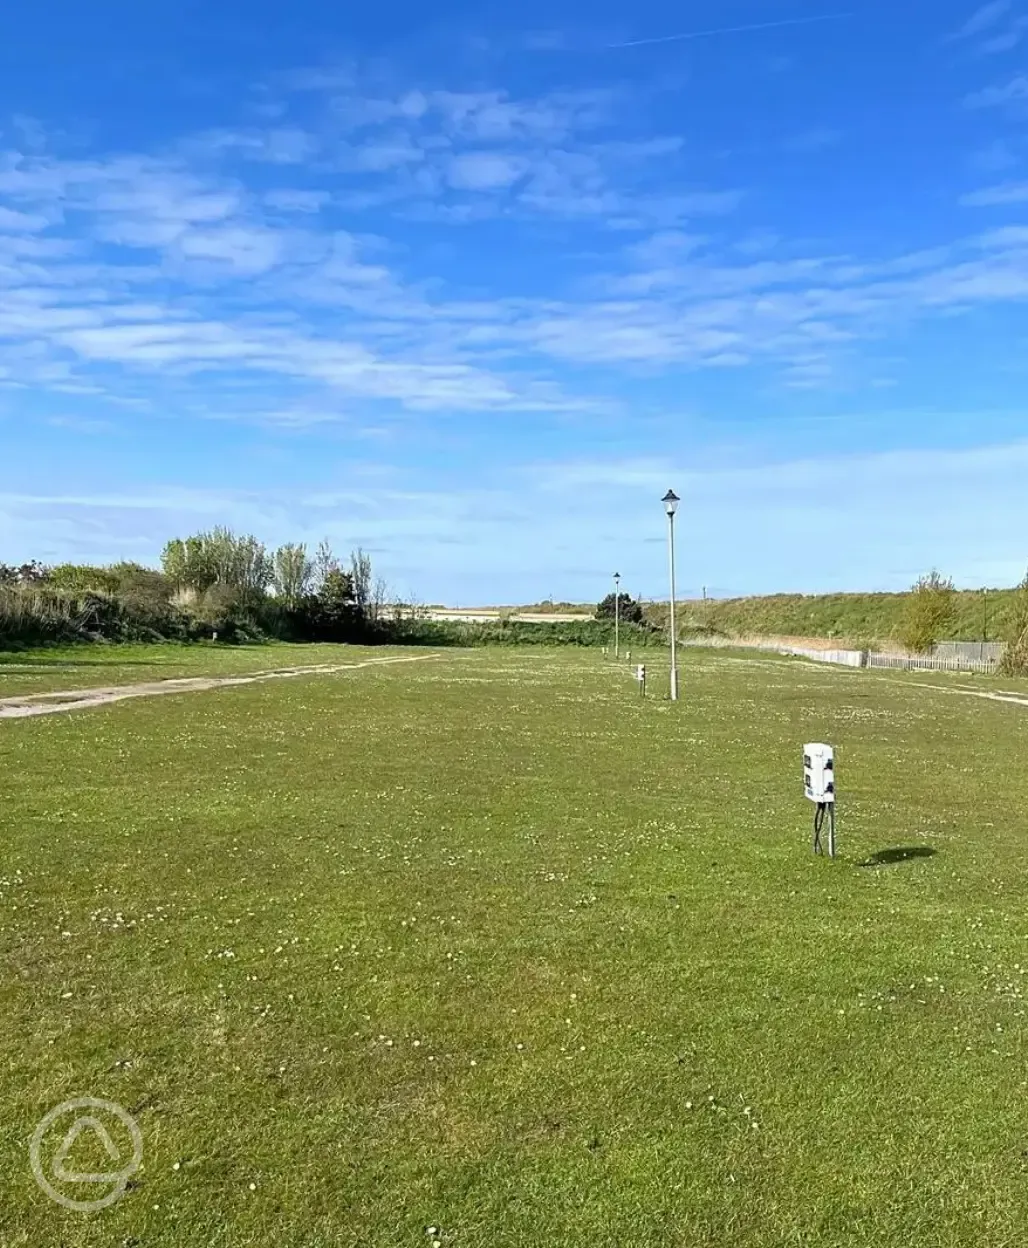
961;180;1028;205
979;19;1028;53
608;13;852;50
4;48;1028;450
952;1;1012;40
951;2;1028;53
964;73;1028;106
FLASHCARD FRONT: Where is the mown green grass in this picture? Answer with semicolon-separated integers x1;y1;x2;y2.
2;646;1028;1247
0;641;408;697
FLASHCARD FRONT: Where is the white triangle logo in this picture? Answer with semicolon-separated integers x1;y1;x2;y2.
52;1116;121;1183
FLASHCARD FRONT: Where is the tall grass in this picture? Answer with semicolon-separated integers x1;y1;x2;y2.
0;585;92;645
0;584;196;647
644;589;1016;646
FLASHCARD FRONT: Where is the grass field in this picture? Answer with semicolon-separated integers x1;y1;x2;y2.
0;642;412;697
3;643;1028;1246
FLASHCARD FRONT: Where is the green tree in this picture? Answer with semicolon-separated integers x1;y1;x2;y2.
312;538;339;592
316;568;357;638
273;543;313;607
901;570;956;654
162;536;217;593
595;591;643;624
350;548;372;615
162;529;271;603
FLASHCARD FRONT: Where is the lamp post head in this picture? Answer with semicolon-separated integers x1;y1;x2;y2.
662;489;680;517
613;572;621;585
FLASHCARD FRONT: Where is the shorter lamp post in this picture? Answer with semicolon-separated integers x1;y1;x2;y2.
613;571;621;659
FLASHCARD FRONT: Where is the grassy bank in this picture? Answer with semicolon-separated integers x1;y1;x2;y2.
645;588;1016;646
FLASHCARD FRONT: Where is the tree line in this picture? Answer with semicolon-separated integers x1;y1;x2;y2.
0;530;413;647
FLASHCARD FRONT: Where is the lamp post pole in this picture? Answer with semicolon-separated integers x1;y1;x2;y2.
614;571;621;660
663;490;680;701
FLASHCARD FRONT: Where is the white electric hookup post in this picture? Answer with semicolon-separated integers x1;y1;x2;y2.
637;663;646;696
803;743;836;858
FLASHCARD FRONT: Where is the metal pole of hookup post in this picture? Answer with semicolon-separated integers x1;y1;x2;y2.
614;571;621;660
663;490;680;701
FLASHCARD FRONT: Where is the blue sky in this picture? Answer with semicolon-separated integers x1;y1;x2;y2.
2;0;1028;604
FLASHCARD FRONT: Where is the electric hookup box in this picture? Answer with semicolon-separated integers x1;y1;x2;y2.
803;743;835;803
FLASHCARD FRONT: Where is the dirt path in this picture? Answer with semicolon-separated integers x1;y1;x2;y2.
883;678;1028;710
0;654;441;720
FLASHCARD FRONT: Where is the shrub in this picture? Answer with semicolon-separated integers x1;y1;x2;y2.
999;572;1028;675
901;571;956;655
48;564;121;594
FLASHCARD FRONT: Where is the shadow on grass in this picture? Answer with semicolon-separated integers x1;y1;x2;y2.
859;846;937;868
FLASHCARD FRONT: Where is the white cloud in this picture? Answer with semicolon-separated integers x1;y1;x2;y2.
954;1;1012;39
347;138;426;172
6;55;1028;438
446;151;527;190
980;17;1028;52
961;180;1028;205
174;224;285;275
264;188;330;213
965;73;1028;107
0;205;48;231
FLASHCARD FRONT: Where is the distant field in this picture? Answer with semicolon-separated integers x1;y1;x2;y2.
425;609;592;624
3;645;1028;1245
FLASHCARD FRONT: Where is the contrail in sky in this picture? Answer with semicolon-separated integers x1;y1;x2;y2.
610;12;852;49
